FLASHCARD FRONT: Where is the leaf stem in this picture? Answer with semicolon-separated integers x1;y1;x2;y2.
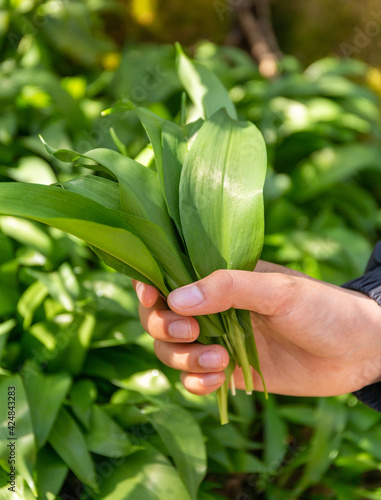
224;309;254;394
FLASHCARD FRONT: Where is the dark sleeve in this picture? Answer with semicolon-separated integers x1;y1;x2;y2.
341;242;381;411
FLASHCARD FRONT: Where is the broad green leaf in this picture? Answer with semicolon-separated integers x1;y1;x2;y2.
116;369;171;396
291;144;381;201
95;447;192;500
0;285;18;316
0;375;37;495
42;140;177;245
176;43;237;120
48;407;98;491
17;281;49;329
37;313;96;376
0;320;16;362
102;99;167;177
293;398;348;496
161;120;187;235
347;405;381;433
21;364;72;448
0;183;168;293
0;217;54;257
206;437;234;471
35;446;68;500
305;57;368;79
126;103;190;234
198;489;229;500
117;211;192;289
0;465;29;500
134;145;155;168
0;258;18;296
28;320;58;351
0;234;13;264
55;313;96;376
90;319;145;349
64;173;192;288
69;380;97;430
149;406;207;500
1;157;57;185
135;106;165;174
206;422;259;451
180;108;267;278
91;247;156;286
0;68;86;131
278;405;318;426
81;273;137;319
346;426;381;462
110;127;130;156
264;396;288;470
228;449;268;473
83;348;158;388
84;405;140;457
61;175;121;211
58;262;81;299
27;269;75;312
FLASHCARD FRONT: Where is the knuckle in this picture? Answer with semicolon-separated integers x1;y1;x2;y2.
208;269;235;308
272;274;302;314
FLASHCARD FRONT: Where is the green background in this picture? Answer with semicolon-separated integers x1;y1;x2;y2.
0;1;380;498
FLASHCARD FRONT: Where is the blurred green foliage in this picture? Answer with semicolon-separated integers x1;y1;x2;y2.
1;1;381;499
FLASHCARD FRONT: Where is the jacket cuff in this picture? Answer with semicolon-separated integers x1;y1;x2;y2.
341;241;381;411
341;267;381;307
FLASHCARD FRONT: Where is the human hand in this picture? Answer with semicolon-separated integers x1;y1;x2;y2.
132;261;381;397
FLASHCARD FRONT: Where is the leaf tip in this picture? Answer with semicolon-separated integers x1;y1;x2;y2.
39;135;56;155
175;42;184;56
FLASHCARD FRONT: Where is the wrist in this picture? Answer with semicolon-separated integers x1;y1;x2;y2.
348;290;381;389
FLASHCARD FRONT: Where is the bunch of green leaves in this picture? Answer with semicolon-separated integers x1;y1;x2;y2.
2;6;381;496
115;42;381;285
0;45;268;423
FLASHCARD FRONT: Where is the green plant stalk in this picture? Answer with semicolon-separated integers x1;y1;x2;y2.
224;309;254;394
216;357;236;425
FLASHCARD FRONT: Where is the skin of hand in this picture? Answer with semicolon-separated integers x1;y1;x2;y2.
132;261;381;398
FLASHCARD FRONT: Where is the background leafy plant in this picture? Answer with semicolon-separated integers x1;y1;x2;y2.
1;2;381;499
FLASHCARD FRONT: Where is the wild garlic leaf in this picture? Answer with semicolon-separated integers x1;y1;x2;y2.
60;175;121;211
161;120;187;237
179;108;267;279
0;183;168;293
175;43;237;120
41;139;177;246
116;211;193;289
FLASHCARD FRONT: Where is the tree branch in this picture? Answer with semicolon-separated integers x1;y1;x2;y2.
235;0;280;78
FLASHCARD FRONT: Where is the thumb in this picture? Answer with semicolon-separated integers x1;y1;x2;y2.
167;269;302;317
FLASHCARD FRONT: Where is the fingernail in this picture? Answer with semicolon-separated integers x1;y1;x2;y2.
169;285;204;309
136;282;144;301
168;320;192;340
199;349;222;369
201;373;221;387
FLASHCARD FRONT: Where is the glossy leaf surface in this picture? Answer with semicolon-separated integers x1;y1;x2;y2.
180;108;267;278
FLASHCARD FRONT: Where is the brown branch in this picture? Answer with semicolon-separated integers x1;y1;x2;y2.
253;0;281;57
236;1;279;78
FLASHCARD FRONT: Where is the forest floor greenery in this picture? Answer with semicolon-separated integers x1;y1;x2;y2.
0;2;381;499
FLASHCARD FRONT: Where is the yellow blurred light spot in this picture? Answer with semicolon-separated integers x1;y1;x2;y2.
11;0;35;13
367;67;381;96
19;85;51;108
61;77;87;100
131;0;157;26
101;52;121;71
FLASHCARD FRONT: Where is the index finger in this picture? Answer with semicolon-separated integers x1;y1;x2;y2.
131;280;160;308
